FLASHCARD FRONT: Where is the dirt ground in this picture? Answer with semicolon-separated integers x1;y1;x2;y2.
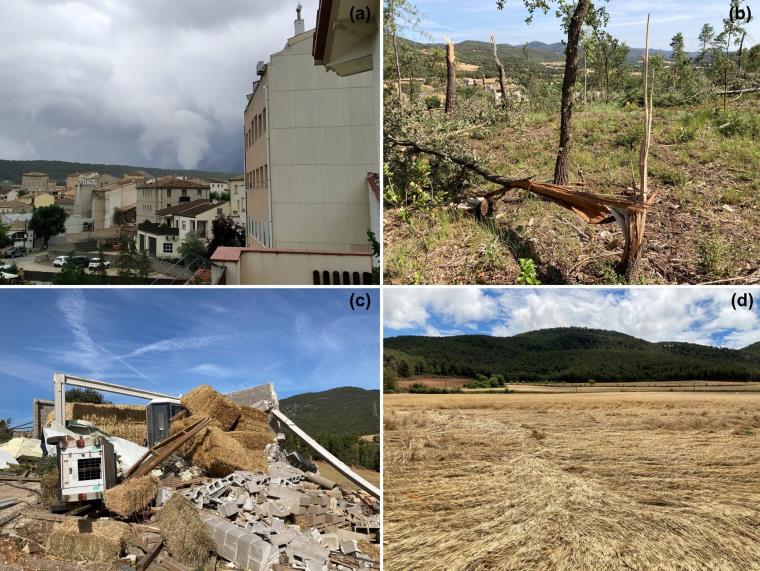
385;96;760;285
314;460;380;489
384;392;760;570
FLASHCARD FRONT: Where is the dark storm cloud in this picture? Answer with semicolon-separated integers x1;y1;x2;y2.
0;0;319;171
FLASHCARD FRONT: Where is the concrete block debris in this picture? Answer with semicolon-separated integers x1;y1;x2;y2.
177;445;379;569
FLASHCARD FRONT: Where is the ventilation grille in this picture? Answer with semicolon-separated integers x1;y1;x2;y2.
77;457;101;481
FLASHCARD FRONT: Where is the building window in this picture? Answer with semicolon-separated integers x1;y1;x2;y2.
262;108;266;132
163;242;173;254
332;271;340;285
322;271;330;285
312;271;320;285
352;272;360;285
181;221;186;230
342;271;350;285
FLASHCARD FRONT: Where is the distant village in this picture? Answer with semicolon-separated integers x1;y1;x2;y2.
0;2;380;286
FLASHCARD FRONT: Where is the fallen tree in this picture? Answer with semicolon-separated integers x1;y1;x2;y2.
388;17;657;280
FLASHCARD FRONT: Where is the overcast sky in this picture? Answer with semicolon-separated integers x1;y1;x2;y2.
384;287;760;349
408;0;759;52
0;288;379;425
0;0;319;173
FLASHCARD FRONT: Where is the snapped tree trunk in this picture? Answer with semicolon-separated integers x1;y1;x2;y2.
392;33;403;106
738;32;746;75
553;0;590;185
618;14;654;280
445;39;457;114
491;34;508;104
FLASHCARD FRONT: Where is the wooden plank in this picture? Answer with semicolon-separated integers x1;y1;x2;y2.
127;417;210;479
25;510;84;522
67;503;93;516
136;541;163;571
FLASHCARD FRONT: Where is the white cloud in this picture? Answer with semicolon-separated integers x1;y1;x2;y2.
123;335;227;359
384;288;760;348
383;288;499;330
187;363;235;377
0;0;320;169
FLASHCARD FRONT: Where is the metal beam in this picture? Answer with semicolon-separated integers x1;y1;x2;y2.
53;373;180;425
270;409;380;499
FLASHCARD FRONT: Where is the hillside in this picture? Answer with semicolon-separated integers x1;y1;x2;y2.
0;159;238;186
385;328;760;383
391;38;683;78
280;387;380;437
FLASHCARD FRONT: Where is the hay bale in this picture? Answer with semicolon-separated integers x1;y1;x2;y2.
235;406;270;432
46;403;147;444
228;429;274;453
39;468;59;507
104;475;159;517
155;494;214;567
181;385;241;431
47;519;129;562
190;428;268;477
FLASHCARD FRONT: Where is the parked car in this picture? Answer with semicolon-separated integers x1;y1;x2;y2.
88;257;111;270
68;255;91;268
3;246;26;258
52;255;70;267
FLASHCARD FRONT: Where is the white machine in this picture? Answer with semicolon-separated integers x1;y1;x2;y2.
48;434;117;502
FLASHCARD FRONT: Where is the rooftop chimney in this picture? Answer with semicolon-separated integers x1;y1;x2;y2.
294;3;305;35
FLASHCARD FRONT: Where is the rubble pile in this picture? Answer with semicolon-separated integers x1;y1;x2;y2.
1;384;380;570
161;443;380;570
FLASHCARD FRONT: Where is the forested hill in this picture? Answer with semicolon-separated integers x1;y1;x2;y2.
384;328;760;382
280;387;379;437
0;159;237;185
389;37;692;80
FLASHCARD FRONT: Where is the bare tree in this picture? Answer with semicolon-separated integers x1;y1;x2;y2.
444;38;457;113
491;34;508;103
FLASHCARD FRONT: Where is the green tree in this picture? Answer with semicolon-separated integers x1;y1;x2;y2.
496;0;609;184
586;30;629;103
29;204;67;248
0;418;12;444
384;0;423;106
698;23;714;64
0;221;12;249
179;231;207;270
116;238;151;284
55;259;97;285
669;32;691;89
206;215;245;258
65;388;111;404
384;366;399;392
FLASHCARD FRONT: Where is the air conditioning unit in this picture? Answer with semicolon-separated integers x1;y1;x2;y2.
48;434;117;503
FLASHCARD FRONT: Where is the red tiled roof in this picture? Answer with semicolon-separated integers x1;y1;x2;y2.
210;246;242;262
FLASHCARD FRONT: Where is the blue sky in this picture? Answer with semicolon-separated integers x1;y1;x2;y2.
384;288;760;349
407;1;760;51
0;289;379;425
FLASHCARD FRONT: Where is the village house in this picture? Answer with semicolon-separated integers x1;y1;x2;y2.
228;175;246;224
1;214;35;250
208;178;230;196
136;177;210;224
0;189;19;202
137;199;228;260
33;192;55;209
20;172;49;194
0;201;33;215
91;178;140;231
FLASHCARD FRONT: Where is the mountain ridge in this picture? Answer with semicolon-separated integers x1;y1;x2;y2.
384;327;760;383
0;159;238;186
